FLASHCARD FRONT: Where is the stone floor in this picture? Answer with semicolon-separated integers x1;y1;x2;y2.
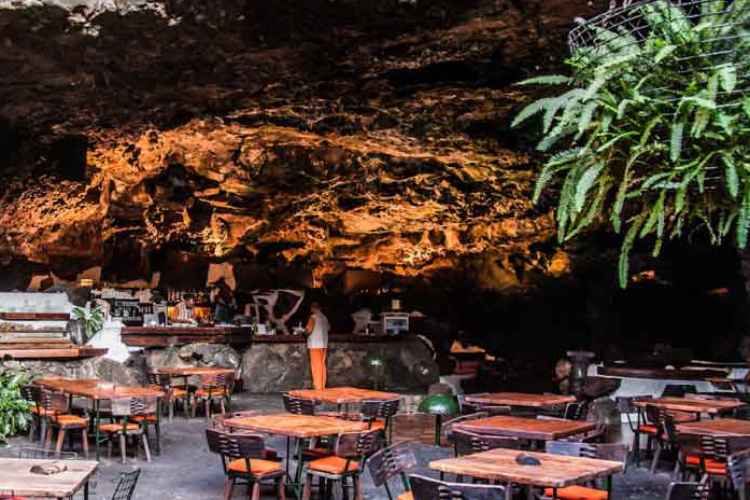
2;394;672;500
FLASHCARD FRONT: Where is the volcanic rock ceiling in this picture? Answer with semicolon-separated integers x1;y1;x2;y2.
0;0;609;289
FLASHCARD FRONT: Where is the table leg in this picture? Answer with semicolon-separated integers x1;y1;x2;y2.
294;438;304;500
606;475;612;498
435;415;442;446
84;480;90;500
155;398;162;456
184;376;191;421
95;400;101;461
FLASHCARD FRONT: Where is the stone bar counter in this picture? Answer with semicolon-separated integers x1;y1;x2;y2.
121;328;438;393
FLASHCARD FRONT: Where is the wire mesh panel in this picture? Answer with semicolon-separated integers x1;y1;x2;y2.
568;0;750;97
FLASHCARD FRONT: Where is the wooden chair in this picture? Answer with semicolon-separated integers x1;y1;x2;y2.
615;395;655;466
283;394;317;415
454;430;520;456
147;372;183;421
192;373;233;421
111;469;141;500
563;401;589;421
541;441;627;500
664;476;710;500
647;405;694;474
101;397;155;463
19;385;45;443
728;447;750;500
367;442;417;500
205;428;286;500
41;390;89;459
301;429;383;500
409;474;507;500
442;412;489;456
361;398;400;443
680;434;750;490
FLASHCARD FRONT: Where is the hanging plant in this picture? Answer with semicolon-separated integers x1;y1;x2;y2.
72;305;105;340
513;0;750;287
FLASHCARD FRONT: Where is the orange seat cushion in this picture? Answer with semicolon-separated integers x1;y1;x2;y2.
308;456;360;475
100;423;140;433
131;414;157;422
544;486;608;500
172;389;188;397
227;459;283;476
195;389;228;398
685;456;727;475
638;425;658;434
53;415;88;427
368;420;386;430
398;492;414;500
30;407;50;415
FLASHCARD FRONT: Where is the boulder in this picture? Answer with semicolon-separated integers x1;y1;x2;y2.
1;357;143;385
128;343;241;384
241;337;438;393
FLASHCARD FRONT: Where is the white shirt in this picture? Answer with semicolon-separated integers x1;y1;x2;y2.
307;312;330;349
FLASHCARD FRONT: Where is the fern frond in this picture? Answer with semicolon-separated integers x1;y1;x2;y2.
670;122;684;162
516;75;572;86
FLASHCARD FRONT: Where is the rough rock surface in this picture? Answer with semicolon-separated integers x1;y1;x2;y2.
127;342;241;384
0;0;609;288
1;356;143;385
241;337;438;392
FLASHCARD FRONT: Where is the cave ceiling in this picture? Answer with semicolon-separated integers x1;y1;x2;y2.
0;0;610;289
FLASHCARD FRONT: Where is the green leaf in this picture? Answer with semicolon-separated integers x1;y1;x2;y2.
516;75;572;86
574;161;604;213
723;153;739;198
670;122;684;162
512;97;559;128
654;44;677;63
619;210;648;289
718;65;737;93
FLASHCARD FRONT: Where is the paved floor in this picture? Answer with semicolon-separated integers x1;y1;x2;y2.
2;394;672;500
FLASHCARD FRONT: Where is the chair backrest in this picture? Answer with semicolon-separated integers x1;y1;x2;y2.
205;428;267;461
367;442;417;487
41;390;68;414
362;399;400;420
563;401;589;421
111;397;158;417
442;412;489;445
409;474;507;500
334;429;383;459
147;373;171;387
546;441;627;463
283;394;316;415
200;373;229;390
664;476;710;500
17;446;77;460
661;385;698;398
700;435;750;463
111;469;141;500
454;430;519;456
727;448;750;492
19;385;41;406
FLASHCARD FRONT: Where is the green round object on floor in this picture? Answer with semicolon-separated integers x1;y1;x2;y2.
418;394;459;415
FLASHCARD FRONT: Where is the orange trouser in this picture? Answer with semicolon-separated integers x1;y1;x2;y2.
309;348;327;390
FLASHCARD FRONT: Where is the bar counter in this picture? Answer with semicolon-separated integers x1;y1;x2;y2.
120;325;398;347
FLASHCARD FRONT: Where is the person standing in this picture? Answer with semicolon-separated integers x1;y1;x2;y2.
305;302;330;390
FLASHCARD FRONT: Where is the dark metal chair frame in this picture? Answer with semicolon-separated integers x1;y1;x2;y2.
409;474;507;500
367;442;417;500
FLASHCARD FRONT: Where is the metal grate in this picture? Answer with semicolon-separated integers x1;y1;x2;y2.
568;0;750;95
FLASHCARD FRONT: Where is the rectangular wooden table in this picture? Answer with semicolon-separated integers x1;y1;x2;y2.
430;448;623;500
677;418;750;436
633;397;746;415
225;414;368;499
0;458;98;499
455;415;595;443
288;387;399;405
34;376;165;460
464;393;576;409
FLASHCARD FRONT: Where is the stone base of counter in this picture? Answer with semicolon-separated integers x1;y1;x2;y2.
241;337;437;392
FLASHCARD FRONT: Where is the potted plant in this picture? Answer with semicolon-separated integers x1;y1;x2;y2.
71;305;105;344
514;0;750;287
0;364;33;443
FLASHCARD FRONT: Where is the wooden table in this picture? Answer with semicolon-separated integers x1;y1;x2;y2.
155;367;235;420
464;393;575;409
34;377;165;460
633;397;746;415
288;387;399;406
225;414;368;499
455;416;595;443
677;418;750;436
430;448;623;500
0;458;97;499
